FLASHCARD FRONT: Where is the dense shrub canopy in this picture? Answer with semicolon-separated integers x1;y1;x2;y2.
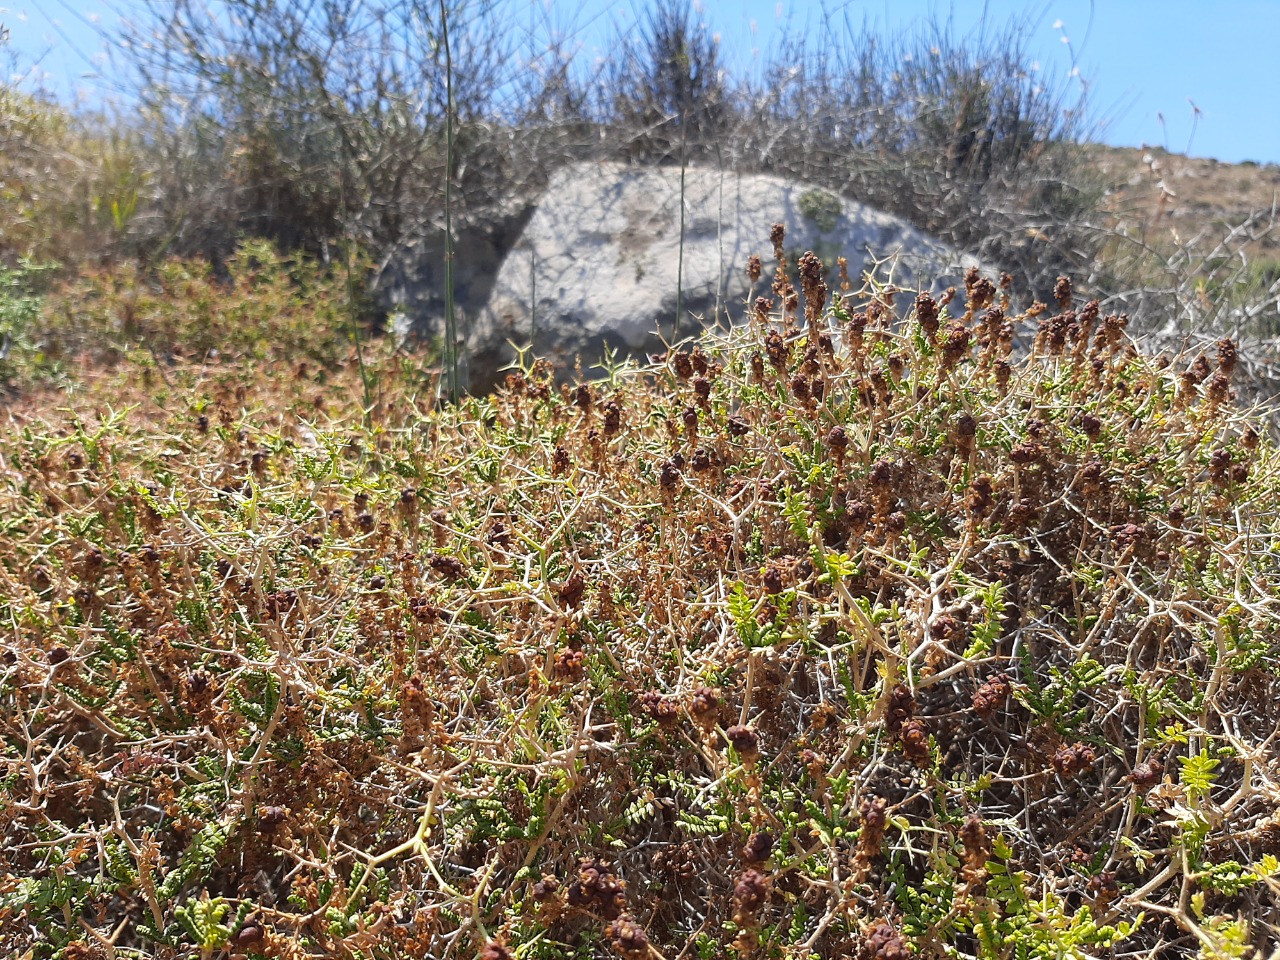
1;240;1278;958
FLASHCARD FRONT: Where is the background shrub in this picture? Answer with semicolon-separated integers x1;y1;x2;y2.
106;1;1095;296
0;82;149;266
0;3;1276;373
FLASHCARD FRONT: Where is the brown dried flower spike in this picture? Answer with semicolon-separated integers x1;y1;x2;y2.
798;250;827;324
972;673;1011;718
725;724;760;762
608;917;651;959
959;814;991;885
1052;742;1097;779
741;831;774;864
690;686;720;728
915;292;940;339
733;868;770;918
566;858;626;920
865;921;910;960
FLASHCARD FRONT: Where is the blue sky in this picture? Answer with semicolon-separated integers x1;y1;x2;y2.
3;0;1279;164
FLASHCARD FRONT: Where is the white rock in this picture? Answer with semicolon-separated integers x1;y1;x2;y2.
434;162;982;389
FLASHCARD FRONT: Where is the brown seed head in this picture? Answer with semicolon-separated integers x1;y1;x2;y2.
1087;870;1120;910
1207;371;1231;404
900;717;930;763
531;875;561;900
1217;337;1238;375
741;832;775;864
764;330;790;370
185;670;211;696
556;572;586;609
769;222;786;260
967;273;996;310
428;553;466;582
258;805;288;832
972;673;1011;718
865;920;910;960
1209;448;1233;483
681;405;699;437
930;613;964;644
659;459;681;491
993;358;1011;392
941;319;972;367
869;459;893;488
1053;275;1073;308
859;796;888;852
1010;441;1045;465
672;351;694;380
798;250;827;321
753;297;773;325
1052;741;1097;779
608;917;650;958
552;648;586;681
692;376;712;405
602;399;622;435
960;814;990;881
885;683;915;734
968;474;994;517
552;445;572;475
639;690;680;727
915;292;940;337
690;686;720;724
1127;759;1163;793
847;310;867;341
762;563;786;595
733;868;770;915
790;374;811;402
567;858;626;919
725;724;760;761
1101;312;1128;346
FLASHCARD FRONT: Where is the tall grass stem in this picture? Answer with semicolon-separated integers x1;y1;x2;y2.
675;110;687;341
440;0;459;402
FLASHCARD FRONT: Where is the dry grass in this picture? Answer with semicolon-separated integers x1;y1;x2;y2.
0;86;148;267
2;237;1279;959
1089;146;1280;258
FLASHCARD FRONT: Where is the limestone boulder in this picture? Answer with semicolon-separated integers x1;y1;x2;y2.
394;162;984;391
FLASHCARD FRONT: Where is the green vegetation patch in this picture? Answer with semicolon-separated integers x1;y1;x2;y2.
798;189;843;233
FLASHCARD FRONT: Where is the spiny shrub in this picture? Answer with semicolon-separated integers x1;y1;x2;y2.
1;238;1278;959
0;259;58;391
3;239;367;394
